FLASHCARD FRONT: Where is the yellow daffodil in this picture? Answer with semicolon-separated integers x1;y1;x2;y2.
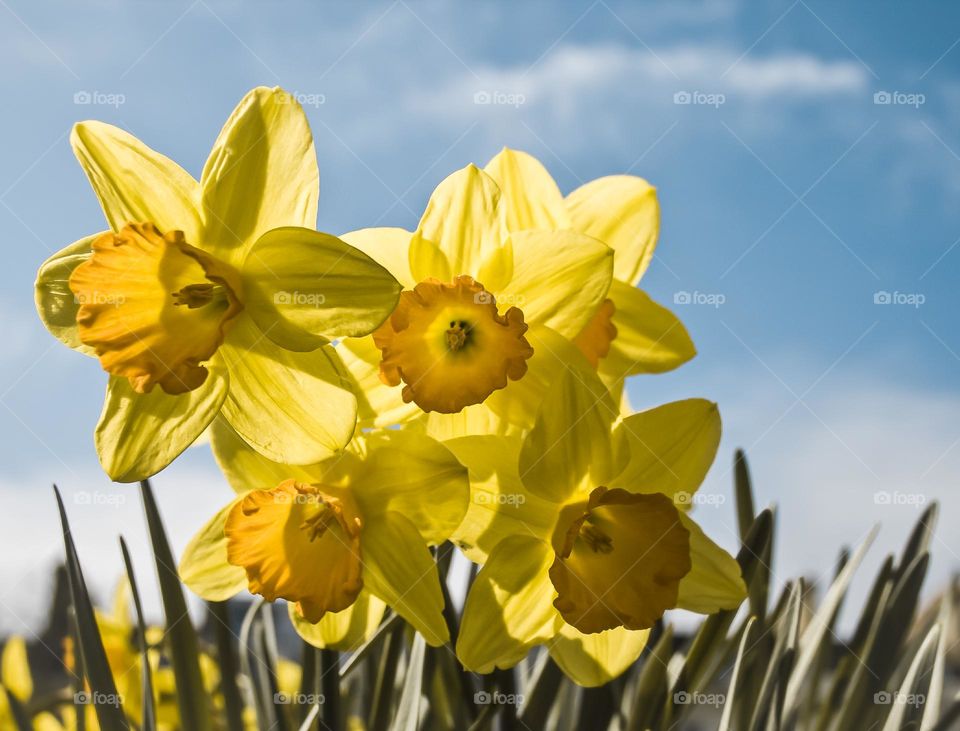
179;419;469;648
335;162;615;433
483;148;696;402
35;86;401;481
451;367;746;686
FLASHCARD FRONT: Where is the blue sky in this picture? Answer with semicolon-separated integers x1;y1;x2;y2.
1;0;959;629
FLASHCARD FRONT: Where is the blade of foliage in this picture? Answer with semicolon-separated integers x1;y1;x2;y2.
119;537;156;731
390;633;426;731
718;616;758;731
209;601;246;731
140;479;212;730
53;486;127;731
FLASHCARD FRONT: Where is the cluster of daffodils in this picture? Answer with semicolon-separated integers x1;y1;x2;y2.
35;87;745;687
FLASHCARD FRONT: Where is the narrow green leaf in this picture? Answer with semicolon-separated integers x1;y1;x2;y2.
734;448;755;542
390;633;426;731
626;625;674;731
879;623;940;731
139;479;212;730
718;616;758;731
119;537;156;731
920;583;955;730
209;601;246;731
53;486;127;731
519;652;565;729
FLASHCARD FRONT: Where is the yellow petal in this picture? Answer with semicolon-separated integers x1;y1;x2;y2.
412;164;507;281
676;513;746;614
444;435;556;563
341;227;416;289
240;226;401;351
565;175;658;286
483;324;587;432
200;87;318;264
518;365;619;503
504;230;613;338
609;399;721;506
209;416;317;495
600;281;695;379
338;336;421;428
34;234;100;355
225;480;363;623
549;488;690;634
71;121;201;242
483;148;571;231
288;591;387;652
457;535;561;673
1;636;32;702
219;317;357;465
361;511;449;646
424;402;521;441
548;624;650;687
95;367;227;481
343;429;469;545
179;499;247;601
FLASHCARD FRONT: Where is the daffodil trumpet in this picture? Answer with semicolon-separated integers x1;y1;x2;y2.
335;162;615;433
35;87;402;481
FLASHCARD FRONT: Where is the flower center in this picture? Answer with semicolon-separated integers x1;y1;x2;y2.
373;275;534;413
225;480;364;624
549;486;691;634
69;222;243;395
573;298;617;369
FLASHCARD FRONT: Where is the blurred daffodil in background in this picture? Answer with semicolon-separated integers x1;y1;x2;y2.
179;419;469;649
452;367;745;686
35;86;401;482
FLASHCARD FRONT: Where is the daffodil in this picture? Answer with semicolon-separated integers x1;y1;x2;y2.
35;86;401;481
335;163;615;433
179;419;469;648
482;148;696;402
451;367;746;686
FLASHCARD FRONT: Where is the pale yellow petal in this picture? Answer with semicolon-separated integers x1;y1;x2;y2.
609;399;721;506
95;367;227;481
457;536;562;673
675;513;746;614
565;175;658;286
503;230;613;338
209;417;318;494
200;87;318;264
34;234;100;355
337;336;420;429
71;121;201;242
288;591;387;652
548;624;650;687
484;147;571;231
179;499;248;601
341;227;415;289
219;317;357;465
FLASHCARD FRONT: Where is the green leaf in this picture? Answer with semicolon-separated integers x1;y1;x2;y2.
53;486;127;731
140;479;212;730
718;616;758;731
390;633;426;731
119;537;156;731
